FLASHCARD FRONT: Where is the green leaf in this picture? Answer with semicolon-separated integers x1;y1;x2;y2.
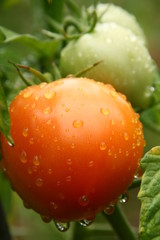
0;26;60;59
138;147;160;240
140;104;160;133
0;80;13;145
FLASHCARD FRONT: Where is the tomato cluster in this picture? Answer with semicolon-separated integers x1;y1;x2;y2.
1;77;144;222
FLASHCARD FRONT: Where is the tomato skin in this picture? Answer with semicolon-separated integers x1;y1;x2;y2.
1;78;144;222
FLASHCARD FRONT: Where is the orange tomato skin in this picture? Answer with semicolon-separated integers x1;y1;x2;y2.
1;78;144;222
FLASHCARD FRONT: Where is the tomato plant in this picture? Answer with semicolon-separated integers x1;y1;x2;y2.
1;77;144;224
60;3;157;110
0;1;160;240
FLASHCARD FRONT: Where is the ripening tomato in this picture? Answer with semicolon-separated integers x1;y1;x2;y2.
1;77;144;223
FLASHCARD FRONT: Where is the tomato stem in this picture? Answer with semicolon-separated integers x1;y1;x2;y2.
103;204;138;240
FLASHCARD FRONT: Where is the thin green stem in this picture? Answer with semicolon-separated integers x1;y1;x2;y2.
103;204;138;240
0;200;12;240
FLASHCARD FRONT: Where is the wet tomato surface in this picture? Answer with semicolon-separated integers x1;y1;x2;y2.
1;77;144;223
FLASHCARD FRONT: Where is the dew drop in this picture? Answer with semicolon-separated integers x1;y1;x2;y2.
23;91;32;98
100;141;107;151
40;82;47;88
66;159;72;165
43;106;51;114
118;148;122;154
65;107;70;112
50;202;58;210
89;160;94;167
79;195;89;207
71;143;75;149
27;167;32;175
46;119;52;125
66;176;72;182
136;128;142;136
41;215;52;223
125;151;129;157
104;203;115;215
35;95;40;101
111;119;115;125
54;222;70;232
124;132;129;141
44;91;56;99
108;149;112;156
73;120;84;128
10;106;14;113
33;155;40;166
35;178;43;187
22;128;28;137
79;218;94;227
7;141;14;147
136;139;141;147
119;192;129;204
20;150;27;163
48;168;53;174
132;143;136;149
29;137;34;144
100;108;110;116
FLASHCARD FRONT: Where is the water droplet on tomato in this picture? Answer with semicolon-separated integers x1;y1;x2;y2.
39;82;47;88
125;151;129;157
23;91;32;98
100;141;107;151
43;106;51;114
33;155;40;166
20;151;27;163
89;160;94;167
66;176;72;182
104;203;115;215
65;107;70;112
73;120;84;128
119;192;129;204
48;168;53;174
71;143;75;149
66;159;72;165
124;132;129;141
111;119;115;125
7;141;14;147
35;95;39;101
136;139;141;147
46;119;52;125
54;222;70;232
22;128;29;137
100;108;110;116
79;195;89;207
108;149;112;156
35;178;43;187
79;218;94;227
50;202;58;210
29;137;34;144
44;91;56;99
41;215;52;223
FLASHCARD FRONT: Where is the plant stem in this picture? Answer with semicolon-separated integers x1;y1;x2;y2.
0;200;12;240
103;204;138;240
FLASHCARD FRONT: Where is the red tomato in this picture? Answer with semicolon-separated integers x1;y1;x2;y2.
1;77;144;222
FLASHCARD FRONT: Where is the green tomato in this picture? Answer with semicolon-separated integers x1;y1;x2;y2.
60;23;156;109
88;3;146;44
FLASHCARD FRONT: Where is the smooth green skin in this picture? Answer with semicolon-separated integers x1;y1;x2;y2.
88;3;146;44
60;23;156;109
